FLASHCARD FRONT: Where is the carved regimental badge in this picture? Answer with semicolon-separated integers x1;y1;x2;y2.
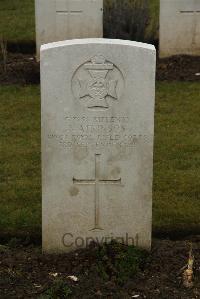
72;55;124;109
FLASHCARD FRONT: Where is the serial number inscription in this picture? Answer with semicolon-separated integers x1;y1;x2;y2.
65;116;129;123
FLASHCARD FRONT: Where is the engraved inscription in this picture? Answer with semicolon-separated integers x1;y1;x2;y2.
47;115;152;149
73;154;122;230
72;55;125;109
48;133;143;148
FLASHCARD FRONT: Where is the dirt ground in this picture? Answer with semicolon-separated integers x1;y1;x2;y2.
0;54;39;85
156;55;200;81
0;53;200;85
0;238;200;299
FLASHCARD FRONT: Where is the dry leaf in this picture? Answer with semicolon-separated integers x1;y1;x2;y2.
67;275;79;282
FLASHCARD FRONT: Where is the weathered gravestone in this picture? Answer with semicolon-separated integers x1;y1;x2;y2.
160;0;200;57
41;39;156;253
35;0;103;58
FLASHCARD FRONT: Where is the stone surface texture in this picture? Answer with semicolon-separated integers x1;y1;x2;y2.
41;39;156;253
35;0;103;58
160;0;200;57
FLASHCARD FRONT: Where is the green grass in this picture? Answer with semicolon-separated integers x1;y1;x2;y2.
0;0;159;43
0;0;35;42
0;85;41;234
0;82;200;237
147;0;159;40
153;82;200;234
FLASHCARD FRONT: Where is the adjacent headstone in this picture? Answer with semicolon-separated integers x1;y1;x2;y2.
41;39;156;253
160;0;200;57
35;0;103;58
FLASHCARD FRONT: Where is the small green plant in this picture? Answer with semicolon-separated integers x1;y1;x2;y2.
39;278;72;299
96;241;148;285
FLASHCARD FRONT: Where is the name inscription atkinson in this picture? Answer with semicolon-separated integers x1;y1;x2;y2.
47;115;151;149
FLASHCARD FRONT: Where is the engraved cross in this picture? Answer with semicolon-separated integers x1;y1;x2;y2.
56;9;83;15
179;7;200;46
180;9;200;14
73;154;122;231
56;0;83;16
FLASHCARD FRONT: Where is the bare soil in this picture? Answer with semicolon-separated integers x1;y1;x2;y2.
0;54;200;85
157;55;200;81
0;238;200;299
0;54;39;85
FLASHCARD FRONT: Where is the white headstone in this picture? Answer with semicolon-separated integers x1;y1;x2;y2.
35;0;103;58
160;0;200;57
41;39;156;253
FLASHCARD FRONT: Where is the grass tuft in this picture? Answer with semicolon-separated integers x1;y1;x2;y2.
96;241;148;285
39;279;72;299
